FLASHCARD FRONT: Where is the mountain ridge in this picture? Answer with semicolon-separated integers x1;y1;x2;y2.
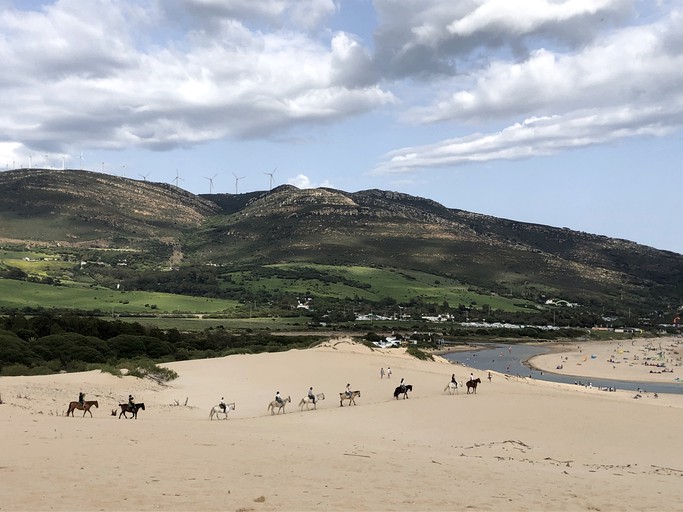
1;168;681;314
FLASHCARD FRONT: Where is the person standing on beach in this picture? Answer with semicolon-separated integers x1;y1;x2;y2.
380;367;385;379
488;372;492;383
387;367;392;379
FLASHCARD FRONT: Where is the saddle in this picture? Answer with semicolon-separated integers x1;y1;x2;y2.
220;404;226;411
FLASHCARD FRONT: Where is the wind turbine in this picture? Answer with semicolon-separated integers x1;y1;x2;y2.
233;173;245;194
264;167;277;191
173;169;184;188
61;156;67;170
138;172;151;181
79;152;85;169
204;173;217;194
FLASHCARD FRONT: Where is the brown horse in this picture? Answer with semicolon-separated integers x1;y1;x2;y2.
339;390;361;407
466;378;481;394
118;402;145;419
66;400;99;417
267;396;291;415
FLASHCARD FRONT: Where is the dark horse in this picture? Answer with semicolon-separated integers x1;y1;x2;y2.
66;400;99;417
118;402;145;419
393;384;413;400
466;378;481;394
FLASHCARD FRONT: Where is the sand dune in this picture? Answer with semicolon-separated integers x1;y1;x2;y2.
1;337;682;511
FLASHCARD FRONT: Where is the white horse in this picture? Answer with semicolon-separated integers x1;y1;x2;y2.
267;396;291;415
444;381;461;395
298;393;325;411
209;402;236;420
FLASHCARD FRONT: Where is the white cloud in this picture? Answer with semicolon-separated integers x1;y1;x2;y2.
376;5;683;173
375;102;683;174
0;0;390;156
288;174;312;188
287;173;334;189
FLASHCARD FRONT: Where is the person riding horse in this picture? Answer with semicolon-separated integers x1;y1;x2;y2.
345;383;352;397
219;397;226;412
399;378;406;393
78;391;85;406
275;391;283;405
307;387;316;405
128;394;136;414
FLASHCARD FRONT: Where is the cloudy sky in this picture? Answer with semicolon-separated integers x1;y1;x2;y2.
2;0;682;253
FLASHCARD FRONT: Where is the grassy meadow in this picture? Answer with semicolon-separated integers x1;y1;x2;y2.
0;279;239;314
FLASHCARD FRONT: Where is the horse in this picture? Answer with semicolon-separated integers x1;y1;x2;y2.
298;393;325;411
444;381;460;395
267;396;291;415
66;400;99;417
339;390;361;407
209;402;236;420
118;402;145;419
393;384;413;400
466;378;481;394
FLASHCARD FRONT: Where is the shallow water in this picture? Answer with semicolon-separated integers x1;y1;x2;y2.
443;343;683;395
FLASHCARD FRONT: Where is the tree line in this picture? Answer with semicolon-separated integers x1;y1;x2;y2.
0;312;321;376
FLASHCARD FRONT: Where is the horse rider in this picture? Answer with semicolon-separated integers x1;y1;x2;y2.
275;391;283;404
399;378;406;393
219;397;226;412
307;387;316;405
451;374;457;385
78;391;85;406
345;383;352;397
469;372;475;383
128;394;136;413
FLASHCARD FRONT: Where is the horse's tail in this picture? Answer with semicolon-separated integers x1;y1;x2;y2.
209;408;213;420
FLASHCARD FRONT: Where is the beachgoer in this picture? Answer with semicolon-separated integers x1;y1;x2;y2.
307;386;316;405
275;391;283;404
78;391;85;405
345;383;352;397
380;367;385;379
488;371;492;383
219;397;226;412
387;367;392;379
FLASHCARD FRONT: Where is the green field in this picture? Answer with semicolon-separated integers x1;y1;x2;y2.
240;263;533;311
117;315;313;331
0;279;240;314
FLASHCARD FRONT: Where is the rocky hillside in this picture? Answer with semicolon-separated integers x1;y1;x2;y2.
1;168;681;312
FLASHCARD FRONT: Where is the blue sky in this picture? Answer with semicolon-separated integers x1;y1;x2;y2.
1;0;682;254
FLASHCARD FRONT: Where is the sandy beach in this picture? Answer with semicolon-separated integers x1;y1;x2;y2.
529;337;683;386
1;337;682;511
